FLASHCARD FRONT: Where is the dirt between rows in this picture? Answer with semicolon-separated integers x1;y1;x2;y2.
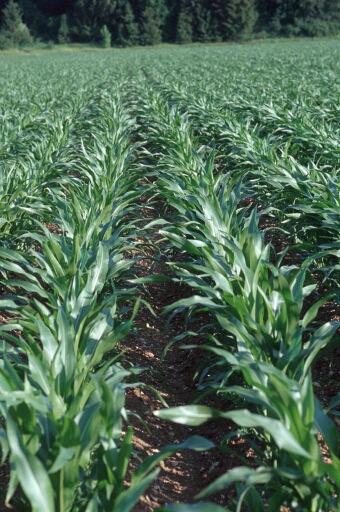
124;257;237;511
124;203;340;511
0;206;339;512
124;246;340;511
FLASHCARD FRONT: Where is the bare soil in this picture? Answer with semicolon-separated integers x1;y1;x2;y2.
124;255;236;511
0;203;338;512
124;202;340;511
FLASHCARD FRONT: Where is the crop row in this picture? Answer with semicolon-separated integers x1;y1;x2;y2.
0;43;339;511
0;92;163;512
133;86;340;511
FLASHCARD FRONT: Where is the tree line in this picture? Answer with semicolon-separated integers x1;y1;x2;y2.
0;0;339;49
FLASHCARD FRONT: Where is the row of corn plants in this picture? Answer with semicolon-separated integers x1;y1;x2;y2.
147;80;339;264
0;56;220;511
0;42;339;511
133;87;340;511
0;91;166;512
0;76;106;243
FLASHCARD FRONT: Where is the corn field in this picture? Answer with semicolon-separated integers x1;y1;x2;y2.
0;40;339;512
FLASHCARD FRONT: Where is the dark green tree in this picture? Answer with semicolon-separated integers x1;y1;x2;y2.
191;0;211;41
176;0;193;43
16;0;47;38
222;0;258;39
325;0;340;21
223;0;238;38
256;0;339;34
255;0;280;26
209;0;259;40
140;0;166;45
277;0;323;25
2;0;22;30
1;0;339;45
162;0;179;41
114;0;139;46
238;0;258;37
275;0;335;36
0;0;32;46
99;23;111;46
70;0;116;41
58;13;69;42
209;0;225;39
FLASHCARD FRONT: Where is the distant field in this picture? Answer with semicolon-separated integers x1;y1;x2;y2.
0;40;339;512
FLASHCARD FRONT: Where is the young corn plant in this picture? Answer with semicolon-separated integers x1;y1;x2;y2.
0;96;156;511
157;356;340;511
143;97;338;379
142;95;340;511
149;79;340;263
0;235;157;512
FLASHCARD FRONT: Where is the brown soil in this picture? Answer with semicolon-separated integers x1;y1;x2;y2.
124;202;340;511
0;467;10;512
124;243;237;511
0;204;338;512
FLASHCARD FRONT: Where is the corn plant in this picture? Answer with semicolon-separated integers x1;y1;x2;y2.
0;92;155;511
157;357;340;511
138;91;340;510
0;38;339;512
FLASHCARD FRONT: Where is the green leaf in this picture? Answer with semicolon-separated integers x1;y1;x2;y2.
113;468;159;512
314;398;339;456
164;296;223;315
115;426;134;492
7;416;55;512
197;466;273;498
49;447;78;474
302;322;339;378
88;242;109;295
156;406;310;458
155;405;216;426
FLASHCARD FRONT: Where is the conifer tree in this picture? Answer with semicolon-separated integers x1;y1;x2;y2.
256;0;280;26
222;0;258;39
276;0;328;35
325;0;340;21
140;0;165;45
99;23;111;46
70;0;116;41
162;0;179;41
238;0;258;37
0;0;339;45
114;0;139;46
2;0;22;31
17;0;49;39
222;0;238;39
58;13;69;43
176;0;193;43
192;0;210;41
0;0;32;46
208;0;222;38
